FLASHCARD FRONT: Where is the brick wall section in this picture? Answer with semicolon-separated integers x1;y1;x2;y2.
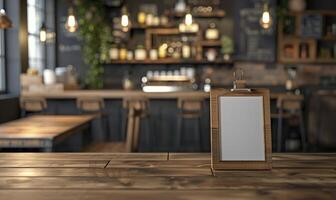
203;63;336;87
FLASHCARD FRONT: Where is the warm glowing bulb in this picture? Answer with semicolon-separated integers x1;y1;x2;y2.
121;14;129;27
260;3;272;29
262;11;270;24
40;29;46;42
185;13;192;26
0;9;5;15
68;15;76;27
65;8;78;33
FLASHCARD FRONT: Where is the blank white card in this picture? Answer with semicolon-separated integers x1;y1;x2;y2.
219;96;265;161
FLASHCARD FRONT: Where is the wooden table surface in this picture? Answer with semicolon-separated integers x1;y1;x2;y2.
0;153;335;199
0;115;95;151
0;115;94;139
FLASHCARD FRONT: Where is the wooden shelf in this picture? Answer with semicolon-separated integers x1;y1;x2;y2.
286;10;336;16
278;10;336;64
199;40;222;46
131;24;176;30
278;58;336;64
102;59;233;65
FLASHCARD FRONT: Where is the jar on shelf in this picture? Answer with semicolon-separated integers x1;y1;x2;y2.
153;16;160;26
159;43;168;59
205;48;217;61
135;45;147;60
205;23;219;40
119;47;128;60
127;50;133;60
160;16;169;26
146;14;154;26
109;45;119;60
149;49;158;60
138;12;146;25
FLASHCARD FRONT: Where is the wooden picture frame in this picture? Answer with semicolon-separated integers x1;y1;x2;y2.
210;88;272;170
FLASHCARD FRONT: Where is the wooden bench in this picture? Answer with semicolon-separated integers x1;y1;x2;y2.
0;115;95;152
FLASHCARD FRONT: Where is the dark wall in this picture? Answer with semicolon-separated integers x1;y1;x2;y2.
0;95;20;123
306;0;336;10
0;0;21;123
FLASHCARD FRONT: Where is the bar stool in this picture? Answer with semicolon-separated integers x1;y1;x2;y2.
76;97;106;142
276;96;306;152
20;97;47;117
176;97;204;152
123;96;150;152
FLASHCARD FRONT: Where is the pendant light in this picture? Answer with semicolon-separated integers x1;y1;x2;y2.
184;11;193;26
121;6;130;32
0;9;12;29
260;2;272;29
39;23;47;42
179;7;198;33
65;7;78;33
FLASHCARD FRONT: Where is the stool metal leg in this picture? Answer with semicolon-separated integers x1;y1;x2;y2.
198;117;202;152
176;115;183;152
277;108;283;152
299;109;307;152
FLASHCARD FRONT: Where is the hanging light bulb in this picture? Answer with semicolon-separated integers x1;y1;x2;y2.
39;23;47;42
0;9;12;29
179;7;198;33
65;7;78;33
184;13;193;26
121;7;130;32
260;3;272;29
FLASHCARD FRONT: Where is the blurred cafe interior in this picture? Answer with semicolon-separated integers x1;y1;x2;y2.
0;0;335;153
1;0;336;199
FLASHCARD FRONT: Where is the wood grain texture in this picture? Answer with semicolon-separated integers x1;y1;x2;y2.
1;189;334;200
0;153;334;200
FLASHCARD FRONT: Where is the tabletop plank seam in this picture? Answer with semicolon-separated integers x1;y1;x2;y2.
104;160;110;168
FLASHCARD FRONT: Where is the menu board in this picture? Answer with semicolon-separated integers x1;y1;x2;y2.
235;0;276;62
219;96;265;161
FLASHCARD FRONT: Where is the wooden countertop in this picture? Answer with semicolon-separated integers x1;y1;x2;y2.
0;153;334;199
21;90;304;100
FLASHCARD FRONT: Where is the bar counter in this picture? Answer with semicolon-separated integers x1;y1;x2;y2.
0;153;335;199
21;90;303;100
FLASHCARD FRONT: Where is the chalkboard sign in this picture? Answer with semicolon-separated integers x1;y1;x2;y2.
301;14;323;38
56;0;87;77
235;0;276;62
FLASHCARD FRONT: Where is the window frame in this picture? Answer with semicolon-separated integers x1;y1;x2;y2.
0;0;6;94
27;0;47;73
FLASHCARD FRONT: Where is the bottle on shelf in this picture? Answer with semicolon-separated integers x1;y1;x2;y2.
119;46;128;60
182;37;191;59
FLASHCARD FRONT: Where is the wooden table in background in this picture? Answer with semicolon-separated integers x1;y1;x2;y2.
0;153;334;199
0;115;95;152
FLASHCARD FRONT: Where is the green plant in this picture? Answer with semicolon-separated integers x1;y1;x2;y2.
277;0;289;21
221;35;234;55
75;0;112;89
